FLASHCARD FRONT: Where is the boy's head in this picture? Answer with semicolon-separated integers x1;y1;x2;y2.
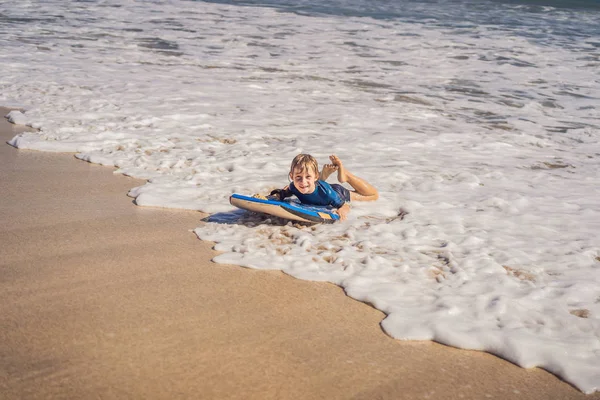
289;154;319;177
289;154;319;194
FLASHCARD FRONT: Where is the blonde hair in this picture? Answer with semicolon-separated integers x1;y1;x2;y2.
289;154;319;177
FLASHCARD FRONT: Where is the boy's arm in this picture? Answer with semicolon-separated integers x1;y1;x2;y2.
335;203;351;221
269;186;292;201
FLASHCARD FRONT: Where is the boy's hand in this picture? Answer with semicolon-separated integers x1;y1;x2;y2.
336;203;351;221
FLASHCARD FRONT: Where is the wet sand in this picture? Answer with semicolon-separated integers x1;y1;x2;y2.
1;107;598;399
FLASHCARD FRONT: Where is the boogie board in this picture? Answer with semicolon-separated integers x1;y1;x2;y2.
230;194;339;224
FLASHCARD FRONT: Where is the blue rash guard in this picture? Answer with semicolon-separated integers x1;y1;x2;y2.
289;180;348;209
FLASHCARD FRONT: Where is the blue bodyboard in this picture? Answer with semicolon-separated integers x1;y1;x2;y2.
230;194;339;224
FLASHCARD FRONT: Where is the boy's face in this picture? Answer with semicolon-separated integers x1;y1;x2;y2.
290;165;318;195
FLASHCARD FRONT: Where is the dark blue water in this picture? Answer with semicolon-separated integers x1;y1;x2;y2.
494;0;600;10
197;0;600;42
197;0;600;16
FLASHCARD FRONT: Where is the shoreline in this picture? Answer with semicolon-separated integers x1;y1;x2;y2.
1;107;597;399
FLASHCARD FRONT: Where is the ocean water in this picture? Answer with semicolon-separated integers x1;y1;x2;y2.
2;0;600;393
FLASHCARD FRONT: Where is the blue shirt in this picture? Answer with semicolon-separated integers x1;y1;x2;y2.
289;180;345;208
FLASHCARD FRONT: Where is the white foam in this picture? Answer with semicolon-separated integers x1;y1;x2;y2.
1;0;599;393
5;110;27;125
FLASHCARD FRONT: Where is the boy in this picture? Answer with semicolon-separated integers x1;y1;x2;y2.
270;154;378;221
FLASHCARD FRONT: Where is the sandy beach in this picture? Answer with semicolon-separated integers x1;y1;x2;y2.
1;106;597;399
